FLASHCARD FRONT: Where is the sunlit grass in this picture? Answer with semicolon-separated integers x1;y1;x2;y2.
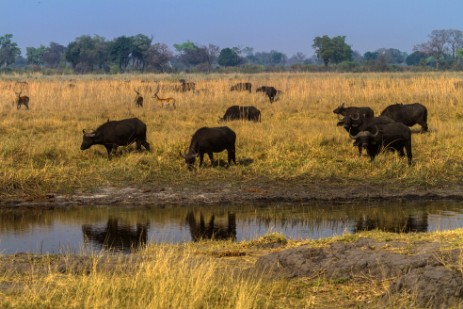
1;72;463;197
0;229;462;308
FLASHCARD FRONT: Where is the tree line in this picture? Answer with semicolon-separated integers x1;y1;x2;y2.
0;29;462;74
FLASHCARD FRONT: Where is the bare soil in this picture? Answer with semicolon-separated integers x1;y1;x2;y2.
255;237;463;308
2;179;463;209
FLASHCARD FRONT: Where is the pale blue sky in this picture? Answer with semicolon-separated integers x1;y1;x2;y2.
1;0;462;57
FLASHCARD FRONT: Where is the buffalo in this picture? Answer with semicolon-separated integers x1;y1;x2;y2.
182;126;236;169
380;103;428;132
256;86;279;103
333;103;374;119
338;114;394;156
220;105;261;122
349;122;412;165
81;118;151;159
230;82;252;93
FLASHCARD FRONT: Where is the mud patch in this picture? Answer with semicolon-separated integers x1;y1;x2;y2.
255;238;463;308
2;180;463;209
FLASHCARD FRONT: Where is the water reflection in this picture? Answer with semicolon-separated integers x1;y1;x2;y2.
0;201;462;254
354;213;429;233
82;218;149;252
186;212;236;241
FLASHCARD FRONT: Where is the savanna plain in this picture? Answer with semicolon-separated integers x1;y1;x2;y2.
1;72;463;308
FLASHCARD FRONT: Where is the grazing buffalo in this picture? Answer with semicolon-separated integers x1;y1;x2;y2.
380;103;428;132
256;86;279;103
81;118;150;159
186;212;237;241
182;126;236;169
333;103;374;119
220;105;261;122
349;122;412;165
230;82;252;93
338;115;394;156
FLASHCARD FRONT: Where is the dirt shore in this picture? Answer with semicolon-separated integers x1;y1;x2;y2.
2;179;463;209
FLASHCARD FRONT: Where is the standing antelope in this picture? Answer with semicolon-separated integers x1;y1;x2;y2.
153;86;176;109
15;91;30;109
134;90;143;107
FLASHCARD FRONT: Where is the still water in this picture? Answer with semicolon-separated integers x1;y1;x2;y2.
1;201;463;254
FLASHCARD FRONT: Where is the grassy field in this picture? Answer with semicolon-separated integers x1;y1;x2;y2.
1;72;463;197
1;229;462;308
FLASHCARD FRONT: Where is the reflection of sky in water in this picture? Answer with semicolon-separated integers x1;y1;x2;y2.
0;203;462;254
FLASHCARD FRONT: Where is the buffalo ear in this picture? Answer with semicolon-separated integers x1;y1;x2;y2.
82;129;86;134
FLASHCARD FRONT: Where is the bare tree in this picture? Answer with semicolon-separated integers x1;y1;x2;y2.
414;29;463;67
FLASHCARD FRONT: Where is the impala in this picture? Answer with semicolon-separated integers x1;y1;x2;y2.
134;89;143;107
153;86;176;109
15;91;30;110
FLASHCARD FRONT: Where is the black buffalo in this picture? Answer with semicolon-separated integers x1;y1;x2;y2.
256;86;279;103
182;126;236;169
186;212;236;241
81;118;150;159
380;103;428;132
333;103;374;119
349;122;412;165
220;105;261;122
230;82;252;93
338;115;394;156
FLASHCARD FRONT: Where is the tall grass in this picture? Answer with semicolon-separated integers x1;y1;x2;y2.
1;72;463;196
1;230;462;308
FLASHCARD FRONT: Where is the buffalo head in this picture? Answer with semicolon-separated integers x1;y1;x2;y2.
81;129;97;150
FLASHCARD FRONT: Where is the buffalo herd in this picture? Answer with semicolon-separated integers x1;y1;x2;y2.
79;81;430;168
334;102;429;165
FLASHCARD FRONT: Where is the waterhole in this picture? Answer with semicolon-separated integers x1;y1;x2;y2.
0;201;462;254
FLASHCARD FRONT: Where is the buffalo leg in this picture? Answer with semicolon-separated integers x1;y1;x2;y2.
405;141;412;165
199;152;205;167
228;147;236;165
207;152;215;166
142;140;150;151
398;148;405;157
104;145;114;160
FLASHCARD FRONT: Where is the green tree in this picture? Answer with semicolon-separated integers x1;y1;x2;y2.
0;34;21;67
109;36;132;71
173;41;210;69
312;35;352;66
42;42;66;68
66;35;109;72
218;47;242;66
26;45;46;65
130;34;152;70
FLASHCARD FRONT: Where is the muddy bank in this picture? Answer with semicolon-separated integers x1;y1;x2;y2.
255;237;463;308
2;180;463;209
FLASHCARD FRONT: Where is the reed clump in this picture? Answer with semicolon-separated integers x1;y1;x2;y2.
0;72;463;197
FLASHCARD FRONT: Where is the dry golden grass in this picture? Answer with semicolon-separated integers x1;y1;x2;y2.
1;230;462;308
1;72;463;196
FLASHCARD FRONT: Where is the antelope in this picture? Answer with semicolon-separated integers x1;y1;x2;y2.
153;86;176;109
15;91;30;109
134;89;143;107
178;79;196;93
